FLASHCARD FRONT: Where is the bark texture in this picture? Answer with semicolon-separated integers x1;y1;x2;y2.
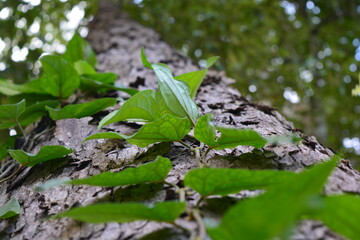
1;2;359;240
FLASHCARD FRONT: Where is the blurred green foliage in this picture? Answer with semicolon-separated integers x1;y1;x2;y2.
123;0;360;166
0;0;360;166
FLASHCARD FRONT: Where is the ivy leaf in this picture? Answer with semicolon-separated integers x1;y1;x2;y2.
0;197;21;219
140;47;153;69
152;63;198;125
46;98;116;120
212;127;266;149
70;156;171;186
56;201;186;224
8;145;73;167
89;115;191;147
206;56;220;69
208;156;339;240
40;55;80;99
98;90;171;127
63;32;97;67
305;194;360;240
194;114;217;147
174;69;207;99
0;99;26;122
18;100;58;126
184;168;296;197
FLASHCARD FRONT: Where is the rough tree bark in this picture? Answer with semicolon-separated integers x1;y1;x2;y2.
1;2;359;240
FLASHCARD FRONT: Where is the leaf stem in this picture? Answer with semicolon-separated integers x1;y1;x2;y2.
164;181;179;190
15;119;26;138
192;209;206;240
171;221;192;235
178;140;192;149
202;148;211;163
0;165;24;185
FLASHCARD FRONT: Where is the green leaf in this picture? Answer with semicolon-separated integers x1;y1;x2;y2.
70;156;171;186
8;145;73;167
140;47;153;69
74;60;96;75
90;115;191;147
174;69;207;98
80;74;138;95
206;56;220;69
35;178;71;192
184;168;296;197
18;100;58;126
208;156;339;240
212;127;266;149
0;79;22;96
40;55;80;99
63;32;97;67
152;63;199;125
0;135;15;161
126;114;191;147
305;195;360;240
0;197;21;219
98;90;171;127
57;201;186;223
194;114;217;147
46;98;116;120
0;99;26;121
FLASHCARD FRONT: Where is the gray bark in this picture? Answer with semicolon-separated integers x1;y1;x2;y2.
1;2;359;239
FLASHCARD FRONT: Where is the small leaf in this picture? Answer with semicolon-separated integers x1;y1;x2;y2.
305;194;360;240
40;55;80;99
0;197;21;219
35;178;71;192
0;99;26;121
18;100;58;126
194;114;217;147
98;90;171;127
8;145;73;167
70;156;171;186
0;79;22;96
57;201;186;223
152;64;199;125
174;69;207;99
46;98;116;120
91;115;191;147
206;56;220;69
140;47;153;69
208;156;339;240
212;127;266;149
74;60;96;75
184;168;296;196
63;32;97;66
0;78;47;96
265;134;302;145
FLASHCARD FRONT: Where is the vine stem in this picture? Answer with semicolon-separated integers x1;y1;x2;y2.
0;165;24;185
171;222;192;235
15;119;27;138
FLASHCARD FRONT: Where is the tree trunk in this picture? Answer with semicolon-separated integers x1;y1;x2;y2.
1;2;359;240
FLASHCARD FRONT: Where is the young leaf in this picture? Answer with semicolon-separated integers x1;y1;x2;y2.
74;60;96;75
174;69;207;99
0;99;26;122
152;63;199;125
40;55;80;99
140;47;153;69
208;156;339;240
305;194;360;240
98;90;171;127
184;168;296;197
125;114;191;147
212;127;266;149
8;145;73;167
46;98;116;120
194;114;217;147
70;156;171;186
63;32;97;67
18;100;58;126
206;56;220;69
90;115;191;147
0;197;21;219
57;201;186;223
